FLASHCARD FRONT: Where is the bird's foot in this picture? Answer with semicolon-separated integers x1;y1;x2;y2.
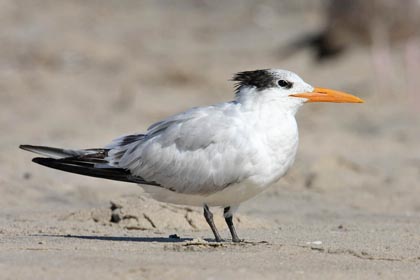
231;238;244;243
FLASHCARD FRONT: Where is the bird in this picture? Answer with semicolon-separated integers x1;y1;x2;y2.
20;69;364;242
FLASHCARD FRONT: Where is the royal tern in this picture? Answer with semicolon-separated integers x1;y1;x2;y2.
20;69;363;242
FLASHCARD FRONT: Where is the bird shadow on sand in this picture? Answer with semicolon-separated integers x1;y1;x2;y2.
34;234;193;243
33;234;269;246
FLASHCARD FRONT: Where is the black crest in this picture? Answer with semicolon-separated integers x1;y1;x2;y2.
232;69;277;94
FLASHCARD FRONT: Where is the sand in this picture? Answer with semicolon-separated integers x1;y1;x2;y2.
1;0;420;279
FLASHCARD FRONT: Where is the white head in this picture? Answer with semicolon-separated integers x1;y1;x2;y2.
233;69;363;113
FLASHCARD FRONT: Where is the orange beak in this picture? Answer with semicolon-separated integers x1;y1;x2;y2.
290;87;364;103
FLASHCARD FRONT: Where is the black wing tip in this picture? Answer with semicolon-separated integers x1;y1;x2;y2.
30;157;160;186
20;144;48;152
32;157;52;166
19;144;32;150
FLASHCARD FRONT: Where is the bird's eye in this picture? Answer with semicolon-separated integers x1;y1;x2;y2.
278;80;292;89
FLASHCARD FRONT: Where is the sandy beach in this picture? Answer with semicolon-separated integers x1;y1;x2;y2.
1;1;420;279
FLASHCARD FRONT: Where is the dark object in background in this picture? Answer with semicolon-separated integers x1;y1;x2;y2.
286;0;420;60
282;0;420;100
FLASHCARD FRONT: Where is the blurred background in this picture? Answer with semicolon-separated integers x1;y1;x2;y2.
1;0;420;221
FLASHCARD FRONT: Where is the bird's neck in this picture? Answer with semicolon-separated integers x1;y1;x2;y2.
234;89;301;187
235;87;301;148
235;88;305;116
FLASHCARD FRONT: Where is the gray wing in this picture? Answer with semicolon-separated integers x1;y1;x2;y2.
106;103;255;195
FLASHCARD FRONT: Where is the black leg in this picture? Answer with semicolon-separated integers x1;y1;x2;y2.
203;204;223;242
224;207;241;243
